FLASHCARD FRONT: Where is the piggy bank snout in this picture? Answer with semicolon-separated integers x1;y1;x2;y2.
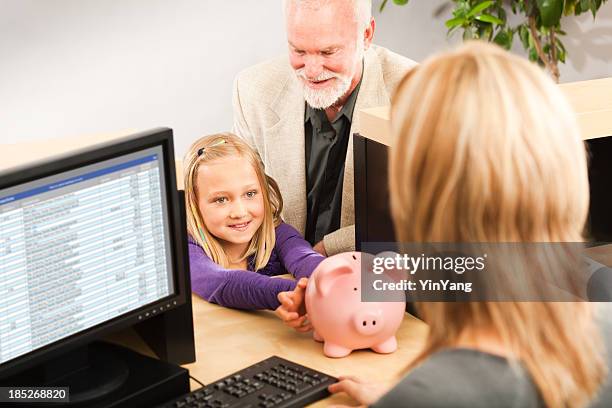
353;310;384;336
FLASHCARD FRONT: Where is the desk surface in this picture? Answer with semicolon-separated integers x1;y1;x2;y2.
187;294;428;406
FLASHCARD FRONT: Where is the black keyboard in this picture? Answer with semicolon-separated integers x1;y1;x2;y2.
158;356;337;408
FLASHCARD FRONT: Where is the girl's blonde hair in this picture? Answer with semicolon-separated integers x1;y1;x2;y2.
184;133;283;270
389;41;606;407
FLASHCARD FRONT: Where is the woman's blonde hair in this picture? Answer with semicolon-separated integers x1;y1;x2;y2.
184;133;283;270
389;42;606;407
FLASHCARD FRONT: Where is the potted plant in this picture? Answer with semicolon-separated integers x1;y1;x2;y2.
380;0;610;82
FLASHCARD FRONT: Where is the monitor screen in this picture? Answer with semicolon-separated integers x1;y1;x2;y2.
585;136;612;242
0;130;183;372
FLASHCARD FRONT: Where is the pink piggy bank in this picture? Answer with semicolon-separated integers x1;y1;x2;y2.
305;252;405;358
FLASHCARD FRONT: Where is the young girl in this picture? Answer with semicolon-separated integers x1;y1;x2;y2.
183;133;322;323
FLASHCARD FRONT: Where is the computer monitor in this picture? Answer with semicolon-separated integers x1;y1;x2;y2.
0;128;193;401
354;134;612;246
585;136;612;242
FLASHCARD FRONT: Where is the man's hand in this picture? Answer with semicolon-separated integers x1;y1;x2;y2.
328;375;388;406
313;240;327;256
275;278;311;332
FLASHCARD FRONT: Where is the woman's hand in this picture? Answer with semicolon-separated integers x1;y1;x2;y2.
275;278;312;332
328;375;388;406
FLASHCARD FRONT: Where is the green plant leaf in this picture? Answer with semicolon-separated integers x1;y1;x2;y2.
536;0;565;26
591;0;600;17
493;29;514;49
557;42;566;62
529;46;539;62
498;6;507;23
445;16;467;28
466;0;495;18
579;0;590;14
478;23;493;40
519;24;530;49
475;14;504;24
392;0;410;5
557;37;567;52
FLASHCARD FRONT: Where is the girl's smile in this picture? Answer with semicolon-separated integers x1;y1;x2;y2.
227;220;251;232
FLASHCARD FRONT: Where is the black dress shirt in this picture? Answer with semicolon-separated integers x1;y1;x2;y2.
304;79;362;245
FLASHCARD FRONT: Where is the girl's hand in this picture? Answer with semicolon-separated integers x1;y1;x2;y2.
328;375;388;406
275;278;311;332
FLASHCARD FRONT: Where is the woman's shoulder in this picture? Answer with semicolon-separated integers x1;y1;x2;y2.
373;349;542;408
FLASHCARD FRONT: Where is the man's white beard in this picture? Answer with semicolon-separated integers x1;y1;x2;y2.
295;69;352;110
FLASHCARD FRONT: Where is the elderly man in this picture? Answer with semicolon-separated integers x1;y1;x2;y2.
233;0;416;256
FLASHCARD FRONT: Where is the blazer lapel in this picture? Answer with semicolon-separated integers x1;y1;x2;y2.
265;76;308;235
341;48;391;227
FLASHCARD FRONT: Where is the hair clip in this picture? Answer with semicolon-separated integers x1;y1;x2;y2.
197;139;227;156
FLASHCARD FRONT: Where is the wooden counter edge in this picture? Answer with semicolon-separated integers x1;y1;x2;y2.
359;77;612;147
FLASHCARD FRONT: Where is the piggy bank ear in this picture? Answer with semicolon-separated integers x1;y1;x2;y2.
314;260;354;298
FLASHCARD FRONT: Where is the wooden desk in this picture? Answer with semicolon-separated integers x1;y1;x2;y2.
183;294;428;406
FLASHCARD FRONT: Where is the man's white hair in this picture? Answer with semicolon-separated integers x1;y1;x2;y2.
283;0;372;30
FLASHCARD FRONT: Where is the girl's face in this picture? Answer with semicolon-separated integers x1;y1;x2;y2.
196;156;265;255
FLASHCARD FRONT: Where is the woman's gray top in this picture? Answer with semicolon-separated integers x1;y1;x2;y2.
373;304;612;408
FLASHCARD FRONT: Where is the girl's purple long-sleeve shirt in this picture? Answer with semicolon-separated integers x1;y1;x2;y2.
189;222;324;311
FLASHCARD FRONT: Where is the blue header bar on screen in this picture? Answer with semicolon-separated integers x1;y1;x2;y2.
0;154;158;205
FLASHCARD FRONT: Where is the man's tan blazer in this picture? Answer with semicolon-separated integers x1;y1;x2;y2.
232;45;417;255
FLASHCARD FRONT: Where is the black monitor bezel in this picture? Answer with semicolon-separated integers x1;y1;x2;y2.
0;127;188;379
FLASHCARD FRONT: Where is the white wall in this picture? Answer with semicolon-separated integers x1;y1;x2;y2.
1;0;611;158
